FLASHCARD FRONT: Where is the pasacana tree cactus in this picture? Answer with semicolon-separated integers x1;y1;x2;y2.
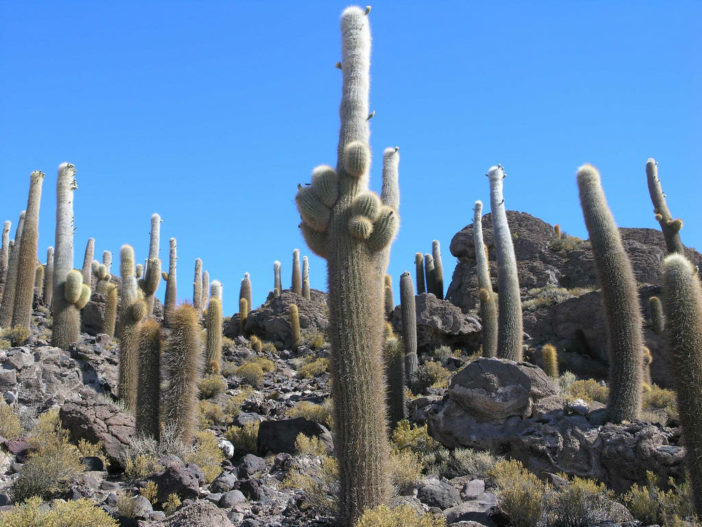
193;258;203;312
0;212;25;328
273;260;282;296
399;271;417;382
431;240;444;299
163;237;177;327
292;248;302;295
43;246;54;308
414;253;425;294
81;238;95;289
646;158;683;254
0;220;10;303
136;319;161;440
294;7;399;523
205;281;223;374
302;255;311;299
239;272;252;315
473;201;497;358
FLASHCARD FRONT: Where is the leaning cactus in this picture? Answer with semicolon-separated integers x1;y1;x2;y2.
302;256;311;300
205;281;222;374
431;240;444;300
81;238;95;289
0;220;10;303
487;165;523;361
13;171;45;330
414;253;425;294
135;319;161;441
273;260;282;296
289;303;300;350
473;201;498;358
649;295;665;334
577;164;643;423
661;253;702;515
193;258;203;311
0;212;25;328
163;238;177;327
43;246;54;308
294;7;399;523
399;271;417;382
646;158;683;254
292;248;302;295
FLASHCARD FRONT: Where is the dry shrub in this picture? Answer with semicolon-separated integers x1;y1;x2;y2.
391;420;437;454
0;496;118;527
0;401;22;439
236;362;264;387
286;399;333;429
623;471;696;525
390;449;423;493
199;374;226;399
186;430;224;483
567;379;608;404
489;459;546;527
198;400;226;427
298;356;329;378
543;476;618;527
225;421;260;454
125;454;163;481
354;504;445;527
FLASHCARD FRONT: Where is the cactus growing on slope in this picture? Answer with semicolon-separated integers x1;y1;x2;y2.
289;303;300;350
93;263;111;295
43;247;54;308
542;344;559;378
34;264;44;302
205;281;222;374
399;271;417;382
0;220;10;303
302;256;311;299
12;171;45;330
487;165;523;362
423;253;435;297
136;319;161;440
661;253;702;515
273;260;282;296
294;7;400;523
104;283;118;338
646;158;684;254
193;258;203;312
0;212;25;328
431;240;444;299
239;272;252;314
163;238;177;327
239;297;248;333
384;324;405;429
102;250;112;274
292;249;301;295
201;270;209;312
414;253;425;294
473;201;497;358
577;163;643;423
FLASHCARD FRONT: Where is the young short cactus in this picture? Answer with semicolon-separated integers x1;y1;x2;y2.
164;303;201;445
0;213;25;328
294;8;399;523
646;158;684;254
577;164;643;423
81;238;95;288
289;303;300;349
135;263;143;279
424;253;435;297
273;260;282;296
384;325;406;429
473;201;497;358
292;249;302;295
93;263;111;295
205;281;222;374
12;171;45;330
0;220;10;303
34;264;44;302
541;344;559;378
239;273;252;314
193;258;203;311
554;224;562;240
163;238;177;327
302;256;311;300
239;297;248;333
487;165;523;361
43;247;54;308
414;253;425;294
431;240;444;300
660;253;702;515
642;347;653;387
104;283;118;338
399;271;417;382
384;274;394;319
648;295;664;334
135;319;161;441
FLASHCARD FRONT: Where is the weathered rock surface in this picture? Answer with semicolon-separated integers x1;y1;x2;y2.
81;293;107;335
141;501;234;527
257;417;333;455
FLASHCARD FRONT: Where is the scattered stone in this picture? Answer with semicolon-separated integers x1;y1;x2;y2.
257;418;332;455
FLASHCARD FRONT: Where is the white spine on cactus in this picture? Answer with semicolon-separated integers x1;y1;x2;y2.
193;258;203;311
54;164;77;310
149;213;161;261
210;280;222;302
273;260;282;295
120;245;138;308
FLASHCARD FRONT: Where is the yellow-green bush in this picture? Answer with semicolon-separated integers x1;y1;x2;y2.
389;449;424;493
222;387;253;420
543;475;616;526
286;399;333;429
413;360;452;392
294;433;327;456
186;430;224;483
489;459;546;527
222;360;238;377
0;401;22;439
424;448;498;479
199;374;226;399
249;334;263;352
391;420;437;454
164;493;181;515
282;440;338;514
0;496;118;527
236;362;264;387
261;341;277;354
198;400;226;427
298;356;329;378
6;325;30;346
140;480;159;504
567;379;609;404
623;472;696;525
225;421;260;454
0;339;10;350
642;384;678;421
303;331;326;350
125;454;163;481
354;504;445;527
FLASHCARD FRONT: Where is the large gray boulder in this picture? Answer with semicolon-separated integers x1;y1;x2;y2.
140;501;233;527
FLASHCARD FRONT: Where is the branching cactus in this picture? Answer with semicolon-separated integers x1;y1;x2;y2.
205;281;222;374
34;264;44;302
646;158;683;254
424;253;435;297
487;165;523;361
164;303;201;445
13;171;45;330
648;295;665;334
414;253;425;294
661;253;702;515
94;263;111;295
541;344;559;378
193;258;203;312
302;256;311;299
118;244;147;410
104;283;118;338
431;240;444;300
473;201;497;358
0;220;10;303
81;238;94;288
163;238;177;327
239;272;252;314
136;319;161;441
292;249;302;295
294;7;399;523
273;260;282;296
44;246;54;308
139;257;161;316
289;303;300;350
135;263;143;280
383;274;394;319
399;271;417;382
577;164;642;423
0;212;25;328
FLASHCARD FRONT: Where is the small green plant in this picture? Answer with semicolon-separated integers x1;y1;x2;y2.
0;339;10;349
623;471;696;525
140;480;159;504
414;360;451;391
164;493;181;515
567;379;609;404
298;356;330;378
249;334;263;352
0;496;118;527
222;387;253;419
389;449;423;493
282;436;339;514
198;400;226;427
354;504;445;527
424;448;498;479
116;491;138;519
295;433;328;456
549;235;585;253
0;401;22;439
489;459;546;527
124;454;164;481
543;475;617;527
199;374;226;399
391;420;437;454
303;331;326;350
287;399;334;429
222;360;238;377
225;421;260;454
643;384;678;420
261;340;277;353
236;362;264;387
3;325;30;346
186;430;224;483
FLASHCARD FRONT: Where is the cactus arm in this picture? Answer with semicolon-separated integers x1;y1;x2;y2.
646;158;684;254
81;238;95;288
414;253;425;294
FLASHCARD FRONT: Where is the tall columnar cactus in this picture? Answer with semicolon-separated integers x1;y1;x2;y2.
0;220;10;303
34;264;44;302
239;298;248;333
660;253;702;515
164;303;201;445
646;158;683;254
648;295;664;334
104;283;118;338
239;272;252;315
414;253;425;294
384;325;405;429
383;274;394;319
376;146;400;277
193;258;203;312
135;319;161;441
577;164;643;423
423;254;435;298
487;165;523;362
431;240;444;300
292;248;302;295
118;245;147;410
294;8;399;523
399;271;417;382
148;213;161;263
139;257;161;317
302;256;311;300
205;281;222;374
289;303;300;350
273;260;282;296
473;201;498;358
163;238;177;327
81;238;95;288
102;250;112;274
210;279;222;301
541;344;559;378
0;212;25;328
201;270;209;312
12;171;45;330
44;246;54;308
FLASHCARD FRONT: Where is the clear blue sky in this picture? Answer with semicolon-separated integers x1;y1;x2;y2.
1;1;700;315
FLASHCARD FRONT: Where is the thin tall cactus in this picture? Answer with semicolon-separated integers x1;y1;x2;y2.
383;274;394;319
13;171;45;330
414;253;425;294
239;273;252;314
649;296;664;334
43;247;54;308
646;158;683;254
0;212;25;328
473;201;497;358
302;256;311;299
205;281;222;374
289;303;300;350
399;271;417;382
424;253;435;297
163;238;177;327
294;7;399;523
136;319;161;441
193;258;203;312
577;164;642;423
273;260;282;296
487;165;523;361
104;283;118;338
142;214;162;316
0;220;10;303
431;240;444;299
34;264;44;302
102;250;112;274
292;248;302;295
81;238;95;288
201;270;209;312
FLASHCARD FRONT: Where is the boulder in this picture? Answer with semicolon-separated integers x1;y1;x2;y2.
150;459;202;503
81;294;107;336
416;477;461;509
141;501;233;527
257;417;333;455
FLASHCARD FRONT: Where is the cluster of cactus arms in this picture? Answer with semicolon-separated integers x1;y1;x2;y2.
473;201;497;358
163;237;177;327
291;249;301;295
661;254;702;516
294;7;399;524
414;253;425;294
302;255;311;299
0;220;10;303
81;238;94;288
487;165;523;362
399;271;418;381
273;260;282;296
138;213;162;316
206;280;223;374
383;274;393;319
193;258;203;311
135;263;143;279
577;164;643;423
0;212;25;328
646;158;684;254
12;171;45;330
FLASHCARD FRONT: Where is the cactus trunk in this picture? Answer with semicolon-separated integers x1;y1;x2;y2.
431;240;444;299
273;260;282;296
0;220;10;303
205;291;222;374
164;238;177;327
302;256;311;299
136;319;161;441
43;247;54;308
646;158;684;254
414;253;425;294
292;249;301;295
81;238;95;288
399;271;418;382
0;212;25;328
473;201;498;358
